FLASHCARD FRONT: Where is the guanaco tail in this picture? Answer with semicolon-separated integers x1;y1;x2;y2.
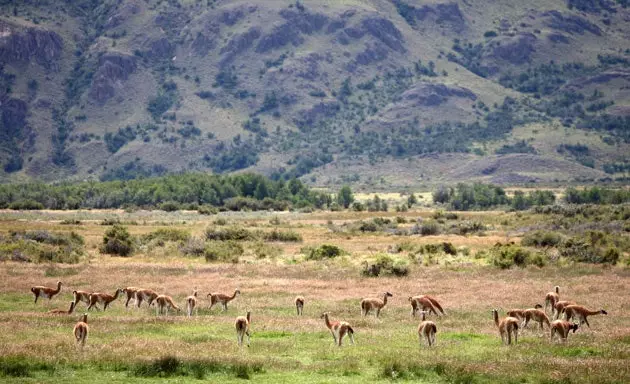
550;320;579;342
418;311;437;347
49;301;76;315
295;296;305;316
321;312;354;347
409;295;445;317
235;311;251;347
493;309;519;345
31;281;62;303
208;288;240;311
155;294;181;316
73;313;89;347
87;288;123;311
563;305;607;328
361;292;393;318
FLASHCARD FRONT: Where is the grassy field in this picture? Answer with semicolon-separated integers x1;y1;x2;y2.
0;208;629;383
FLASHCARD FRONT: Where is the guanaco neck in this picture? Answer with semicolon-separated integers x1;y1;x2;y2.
230;290;239;300
421;312;426;321
493;310;499;327
382;293;389;306
82;314;88;323
555;286;559;294
54;282;62;293
246;311;251;324
112;289;121;300
69;302;75;313
323;314;333;329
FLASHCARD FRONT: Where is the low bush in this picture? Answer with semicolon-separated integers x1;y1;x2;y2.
158;201;181;212
60;219;82;225
8;200;44;210
101;224;134;256
559;232;621;264
141;228;190;244
263;230;302;242
522;231;564;247
204;241;244;263
252;241;283;259
0;231;85;264
412;221;441;236
198;205;218;215
133;355;263;380
205;227;259;241
179;237;206;257
450;221;486;235
489;243;546;269
303;244;346;260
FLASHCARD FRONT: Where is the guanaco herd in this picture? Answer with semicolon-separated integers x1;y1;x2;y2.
31;282;607;349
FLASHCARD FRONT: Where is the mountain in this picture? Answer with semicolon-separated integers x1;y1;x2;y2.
0;0;629;188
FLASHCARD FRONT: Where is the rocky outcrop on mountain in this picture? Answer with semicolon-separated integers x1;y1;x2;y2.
0;21;62;69
88;53;137;104
219;27;261;67
400;82;477;106
541;11;602;36
393;1;466;34
104;0;142;28
489;33;537;65
295;101;341;130
255;10;328;53
143;37;173;60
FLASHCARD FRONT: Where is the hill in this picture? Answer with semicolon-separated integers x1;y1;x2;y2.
0;0;629;188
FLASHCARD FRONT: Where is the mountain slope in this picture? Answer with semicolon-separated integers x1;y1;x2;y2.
0;0;629;187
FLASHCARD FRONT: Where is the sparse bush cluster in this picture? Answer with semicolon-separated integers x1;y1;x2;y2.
0;230;85;264
489;243;546;269
303;244;346;260
101;224;134;257
363;254;409;277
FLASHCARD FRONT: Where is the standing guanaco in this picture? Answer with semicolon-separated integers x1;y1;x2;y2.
295;296;305;316
122;287;141;308
208;289;240;311
492;309;519;345
31;281;62;303
506;308;526;322
134;288;159;308
186;290;198;317
49;301;75;315
550;320;579;342
235;311;251;347
523;304;551;330
73;313;89;347
545;286;560;316
409;295;445;317
73;290;92;308
563;305;607;328
87;288;122;311
155;294;181;316
418;311;437;347
321;312;354;347
554;301;576;320
361;292;393;318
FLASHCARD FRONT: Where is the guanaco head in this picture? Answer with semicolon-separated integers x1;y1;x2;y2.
235;288;241;295
570;323;579;333
320;312;329;320
408;296;413;302
246;311;251;323
554;286;559;294
384;292;393;297
57;281;62;287
492;309;499;325
192;289;198;297
600;309;608;315
534;304;543;309
81;313;88;323
206;292;212;297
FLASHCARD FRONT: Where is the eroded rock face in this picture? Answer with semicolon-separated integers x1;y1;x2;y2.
0;98;28;137
400;82;477;107
490;33;537;65
414;2;466;33
0;21;63;69
88;53;137;104
295;101;341;129
220;27;262;67
104;0;142;29
541;11;602;36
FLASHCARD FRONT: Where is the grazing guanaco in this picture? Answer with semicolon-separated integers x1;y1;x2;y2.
321;312;354;347
73;290;92;308
186;290;198;317
409;295;445;317
208;289;240;311
554;300;576;320
295;296;305;316
87;288;122;311
545;286;560;316
134;288;159;308
506;308;526;322
492;309;519;345
122;287;141;308
523;304;551;330
361;292;393;318
49;301;75;315
73;313;89;347
418;311;437;347
31;281;62;303
563;305;607;328
235;311;251;347
155;294;181;316
550;320;579;342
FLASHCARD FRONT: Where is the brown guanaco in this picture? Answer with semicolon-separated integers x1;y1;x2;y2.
122;287;141;308
523;304;551;330
545;286;560;316
550;320;579;342
186;290;198;317
235;311;251;347
73;290;92;308
321;312;354;347
134;288;159;308
418;311;437;347
87;288;122;311
49;301;75;315
563;305;607;328
155;294;181;316
554;300;576;320
31;281;62;303
361;292;393;317
492;309;519;345
208;289;240;311
409;295;445;317
295;296;305;316
73;313;89;347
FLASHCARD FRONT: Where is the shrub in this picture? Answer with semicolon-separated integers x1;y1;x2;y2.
559;233;621;264
303;244;346;260
198;205;218;215
158;201;181;212
417;221;441;236
252;241;282;259
204;241;244;263
263;230;302;242
522;231;564;247
101;224;134;256
489;244;545;269
451;221;486;235
60;219;82;225
205;227;259;241
442;242;457;255
141;228;190;244
179;237;206;257
8;200;44;210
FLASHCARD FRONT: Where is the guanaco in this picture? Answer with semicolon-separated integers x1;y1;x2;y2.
235;311;251;347
134;288;159;308
409;295;445;317
155;294;181;316
418;311;437;347
73;290;92;308
31;281;62;303
550;320;579;342
87;288;122;311
295;296;305;316
186;290;198;317
545;286;560;316
492;309;519;345
554;300;576;320
506;308;526;321
361;292;393;317
321;312;354;347
73;313;89;347
563;305;607;328
49;301;75;315
523;304;551;330
208;289;240;311
122;287;141;308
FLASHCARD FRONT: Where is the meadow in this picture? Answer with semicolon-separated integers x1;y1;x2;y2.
0;205;629;383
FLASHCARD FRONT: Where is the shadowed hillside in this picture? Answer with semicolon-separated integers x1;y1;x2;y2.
0;0;629;187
